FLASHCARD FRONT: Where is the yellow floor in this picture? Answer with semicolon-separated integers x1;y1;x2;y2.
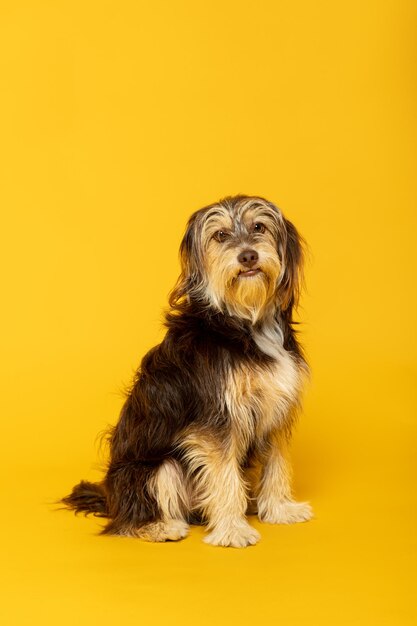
2;412;415;626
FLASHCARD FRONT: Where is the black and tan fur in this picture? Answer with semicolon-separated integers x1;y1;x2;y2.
62;195;313;547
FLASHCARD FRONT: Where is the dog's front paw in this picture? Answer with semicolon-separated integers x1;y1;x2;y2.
258;500;313;524
204;521;260;548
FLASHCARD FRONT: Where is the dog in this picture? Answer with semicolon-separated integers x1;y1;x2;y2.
62;194;313;547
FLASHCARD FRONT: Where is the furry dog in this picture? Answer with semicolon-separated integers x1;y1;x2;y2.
62;195;313;547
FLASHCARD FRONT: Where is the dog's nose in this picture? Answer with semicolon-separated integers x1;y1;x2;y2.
238;249;259;268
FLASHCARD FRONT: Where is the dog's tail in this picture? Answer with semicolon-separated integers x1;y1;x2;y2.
61;480;108;517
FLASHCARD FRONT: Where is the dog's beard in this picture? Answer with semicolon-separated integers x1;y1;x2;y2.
225;270;275;323
204;261;280;324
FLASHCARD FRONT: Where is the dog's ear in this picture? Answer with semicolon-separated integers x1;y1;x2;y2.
169;212;203;308
278;217;305;313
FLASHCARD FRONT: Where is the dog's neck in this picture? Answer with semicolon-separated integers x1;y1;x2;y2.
166;298;302;361
252;314;285;360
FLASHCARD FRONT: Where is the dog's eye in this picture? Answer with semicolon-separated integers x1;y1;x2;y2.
253;223;266;234
213;230;229;243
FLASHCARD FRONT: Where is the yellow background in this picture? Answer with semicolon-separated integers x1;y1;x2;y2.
1;1;416;624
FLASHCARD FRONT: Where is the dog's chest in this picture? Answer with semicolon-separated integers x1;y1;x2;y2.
224;348;301;455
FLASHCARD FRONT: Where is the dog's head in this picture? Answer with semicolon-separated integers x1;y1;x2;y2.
170;195;304;323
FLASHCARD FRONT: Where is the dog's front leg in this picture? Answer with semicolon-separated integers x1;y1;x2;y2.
257;430;313;524
202;455;260;548
183;438;260;547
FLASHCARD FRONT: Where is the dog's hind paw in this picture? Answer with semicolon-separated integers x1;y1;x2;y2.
204;521;260;548
137;519;189;542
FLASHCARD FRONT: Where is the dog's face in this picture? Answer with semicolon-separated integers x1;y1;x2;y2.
171;196;304;323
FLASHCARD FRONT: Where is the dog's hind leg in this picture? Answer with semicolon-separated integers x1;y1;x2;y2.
100;461;154;536
101;458;189;541
141;458;190;541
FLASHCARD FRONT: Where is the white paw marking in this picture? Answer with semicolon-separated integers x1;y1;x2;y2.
258;500;313;524
204;522;260;548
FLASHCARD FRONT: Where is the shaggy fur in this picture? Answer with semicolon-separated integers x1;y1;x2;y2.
61;195;313;547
